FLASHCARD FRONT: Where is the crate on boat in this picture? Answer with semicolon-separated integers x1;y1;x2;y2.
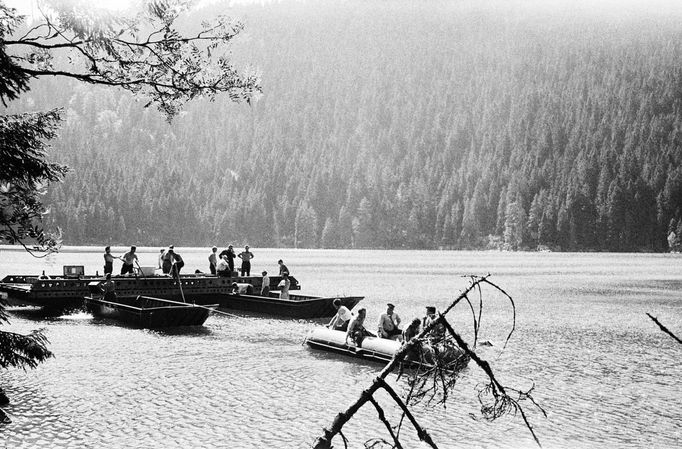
63;265;84;278
138;266;156;276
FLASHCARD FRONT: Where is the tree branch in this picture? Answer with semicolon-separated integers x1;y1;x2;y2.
646;313;682;344
368;397;404;449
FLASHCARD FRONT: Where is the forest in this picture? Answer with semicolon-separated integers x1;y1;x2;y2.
6;0;682;251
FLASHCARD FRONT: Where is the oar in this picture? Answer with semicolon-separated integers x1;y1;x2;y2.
134;259;147;279
171;257;187;303
141;256;240;318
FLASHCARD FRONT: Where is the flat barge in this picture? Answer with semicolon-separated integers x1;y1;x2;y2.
0;265;299;310
1;266;363;318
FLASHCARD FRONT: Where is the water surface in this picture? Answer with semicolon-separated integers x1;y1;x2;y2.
0;247;680;448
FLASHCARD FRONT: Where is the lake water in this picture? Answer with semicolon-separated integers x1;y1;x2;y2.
0;247;680;448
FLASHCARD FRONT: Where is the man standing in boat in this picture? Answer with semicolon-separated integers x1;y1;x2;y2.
99;273;116;301
208;246;218;275
168;246;184;276
261;271;270;296
279;273;290;299
278;259;289;276
238;245;254;276
103;246;116;276
219;244;236;275
120;246;138;275
158;248;165;271
378;303;402;341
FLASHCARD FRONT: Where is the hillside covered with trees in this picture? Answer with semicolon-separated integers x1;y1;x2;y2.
7;0;682;251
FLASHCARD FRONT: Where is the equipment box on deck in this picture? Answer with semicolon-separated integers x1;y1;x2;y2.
63;265;85;278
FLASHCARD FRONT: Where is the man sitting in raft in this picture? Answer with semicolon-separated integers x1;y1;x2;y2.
326;298;352;331
378;303;402;341
423;306;446;343
346;308;375;347
402;318;435;364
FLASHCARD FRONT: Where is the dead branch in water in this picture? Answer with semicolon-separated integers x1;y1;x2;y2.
647;313;682;344
312;275;544;448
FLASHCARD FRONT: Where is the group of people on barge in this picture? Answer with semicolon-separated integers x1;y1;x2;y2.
208;244;260;277
103;245;142;276
104;245;185;276
101;245;292;298
327;301;445;349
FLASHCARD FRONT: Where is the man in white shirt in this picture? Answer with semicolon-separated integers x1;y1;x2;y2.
327;298;352;331
378;303;402;340
261;271;270;296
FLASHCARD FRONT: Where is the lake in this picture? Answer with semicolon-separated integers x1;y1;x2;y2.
0;247;680;448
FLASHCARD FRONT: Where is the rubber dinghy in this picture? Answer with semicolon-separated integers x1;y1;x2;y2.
305;328;470;370
305;327;402;364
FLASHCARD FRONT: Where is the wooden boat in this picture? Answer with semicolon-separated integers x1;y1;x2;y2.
84;294;217;328
304;328;467;368
0;265;299;310
220;290;363;318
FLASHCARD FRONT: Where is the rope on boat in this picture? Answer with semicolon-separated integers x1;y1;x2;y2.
201;306;244;319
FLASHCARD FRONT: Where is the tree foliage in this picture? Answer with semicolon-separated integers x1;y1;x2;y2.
0;0;259;373
12;0;681;252
0;299;53;370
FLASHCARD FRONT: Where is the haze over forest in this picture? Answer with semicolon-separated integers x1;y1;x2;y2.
8;0;682;251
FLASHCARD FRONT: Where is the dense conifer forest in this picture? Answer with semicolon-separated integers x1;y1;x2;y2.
7;0;682;251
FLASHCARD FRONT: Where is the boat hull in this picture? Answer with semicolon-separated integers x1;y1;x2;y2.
84;295;216;328
305;328;402;364
217;293;363;318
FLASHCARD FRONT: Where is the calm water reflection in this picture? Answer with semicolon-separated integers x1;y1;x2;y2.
0;247;681;448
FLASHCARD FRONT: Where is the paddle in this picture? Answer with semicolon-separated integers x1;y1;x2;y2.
170;255;187;303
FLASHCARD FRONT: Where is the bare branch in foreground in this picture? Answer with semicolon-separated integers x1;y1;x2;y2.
646;313;682;344
312;275;544;448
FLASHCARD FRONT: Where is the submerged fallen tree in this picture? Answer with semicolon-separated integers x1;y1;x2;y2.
312;275;546;449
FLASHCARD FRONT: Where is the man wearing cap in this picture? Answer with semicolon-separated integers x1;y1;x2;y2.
423;306;445;342
326;298;352;331
378;303;402;340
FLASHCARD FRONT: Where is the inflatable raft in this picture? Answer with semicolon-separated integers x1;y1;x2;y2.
305;327;469;370
305;327;402;364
